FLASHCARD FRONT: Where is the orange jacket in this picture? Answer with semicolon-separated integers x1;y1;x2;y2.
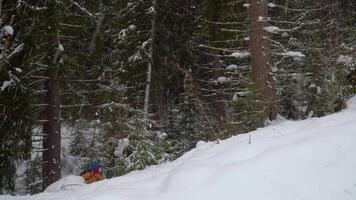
81;171;103;184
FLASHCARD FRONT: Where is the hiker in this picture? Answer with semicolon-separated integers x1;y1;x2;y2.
80;161;103;184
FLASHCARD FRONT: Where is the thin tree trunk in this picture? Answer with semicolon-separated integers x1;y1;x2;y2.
88;12;105;54
249;0;277;121
144;62;152;115
284;0;289;15
144;0;157;116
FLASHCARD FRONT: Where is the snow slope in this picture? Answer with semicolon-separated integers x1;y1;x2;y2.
2;97;356;200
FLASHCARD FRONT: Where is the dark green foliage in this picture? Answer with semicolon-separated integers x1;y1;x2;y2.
232;83;265;133
23;157;42;194
69;102;167;178
0;63;33;194
271;0;355;119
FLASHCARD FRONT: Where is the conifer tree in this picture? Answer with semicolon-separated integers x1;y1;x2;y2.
0;1;33;193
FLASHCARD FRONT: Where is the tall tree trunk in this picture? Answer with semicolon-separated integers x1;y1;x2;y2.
249;0;277;121
144;0;157;116
42;0;61;190
42;69;61;189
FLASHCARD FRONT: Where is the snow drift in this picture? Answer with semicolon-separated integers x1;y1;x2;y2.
44;176;85;193
2;97;356;200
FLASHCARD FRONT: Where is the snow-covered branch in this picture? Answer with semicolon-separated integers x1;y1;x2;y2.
67;0;95;18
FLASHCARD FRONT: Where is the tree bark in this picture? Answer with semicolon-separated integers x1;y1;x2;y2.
42;69;61;190
42;0;61;190
144;0;157;116
249;0;277;121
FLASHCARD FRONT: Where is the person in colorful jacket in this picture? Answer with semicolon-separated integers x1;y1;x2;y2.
80;161;103;184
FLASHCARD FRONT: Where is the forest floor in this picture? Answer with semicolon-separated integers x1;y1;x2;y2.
1;96;356;200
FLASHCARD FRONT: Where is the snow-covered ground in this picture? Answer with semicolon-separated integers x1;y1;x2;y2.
2;97;356;200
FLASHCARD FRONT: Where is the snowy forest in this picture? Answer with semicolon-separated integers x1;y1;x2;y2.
0;0;355;195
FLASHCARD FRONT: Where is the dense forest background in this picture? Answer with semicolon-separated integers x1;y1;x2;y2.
0;0;355;194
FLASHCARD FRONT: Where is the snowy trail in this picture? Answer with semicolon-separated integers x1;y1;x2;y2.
2;97;356;200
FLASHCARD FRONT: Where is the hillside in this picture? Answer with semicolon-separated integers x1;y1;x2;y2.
1;97;356;200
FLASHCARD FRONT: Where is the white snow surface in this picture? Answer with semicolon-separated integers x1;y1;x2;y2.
2;97;356;200
45;176;85;193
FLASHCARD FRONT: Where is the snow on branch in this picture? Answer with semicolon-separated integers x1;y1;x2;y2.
263;26;280;33
216;76;231;84
230;51;251;59
263;24;304;34
198;44;236;53
17;1;47;11
199;18;247;25
226;64;249;71
220;28;247;33
7;43;24;59
268;3;277;8
337;55;354;66
1;79;14;91
274;51;305;60
2;25;13;35
283;51;305;58
269;19;320;25
264;3;326;12
68;0;95;18
226;64;238;71
244;2;276;8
